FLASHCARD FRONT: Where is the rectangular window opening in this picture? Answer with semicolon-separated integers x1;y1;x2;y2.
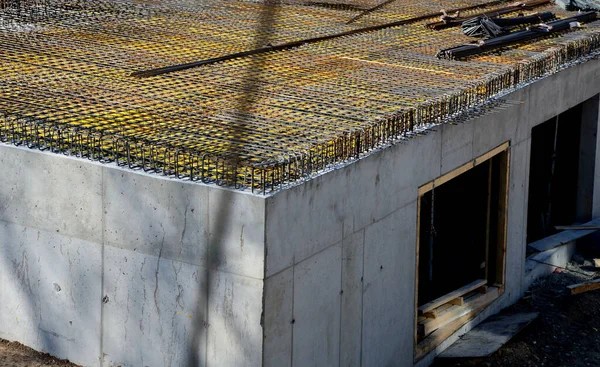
527;96;599;245
414;143;509;361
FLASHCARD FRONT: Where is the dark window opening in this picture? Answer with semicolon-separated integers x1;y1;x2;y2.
527;96;598;244
414;145;509;360
418;152;507;306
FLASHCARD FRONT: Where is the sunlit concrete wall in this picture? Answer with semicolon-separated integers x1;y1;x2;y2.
263;58;600;367
0;147;265;367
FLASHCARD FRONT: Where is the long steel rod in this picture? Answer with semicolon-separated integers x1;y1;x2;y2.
346;0;397;24
426;0;551;30
130;0;511;78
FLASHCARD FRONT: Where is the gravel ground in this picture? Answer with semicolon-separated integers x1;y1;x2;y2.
435;258;600;367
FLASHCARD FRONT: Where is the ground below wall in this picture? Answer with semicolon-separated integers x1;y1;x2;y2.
436;260;600;367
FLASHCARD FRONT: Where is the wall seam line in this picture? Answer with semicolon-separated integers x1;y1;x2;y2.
100;167;105;367
338;228;343;367
359;229;365;367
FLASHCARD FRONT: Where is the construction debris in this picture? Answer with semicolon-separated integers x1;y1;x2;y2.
438;11;597;59
567;278;600;295
461;12;555;38
438;312;539;359
439;267;600;367
556;0;600;11
555;225;600;230
426;0;551;30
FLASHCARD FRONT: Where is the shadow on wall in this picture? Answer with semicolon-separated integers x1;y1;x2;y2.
0;214;100;366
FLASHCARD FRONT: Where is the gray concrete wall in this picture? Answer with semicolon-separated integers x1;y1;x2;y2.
263;58;600;367
0;145;265;367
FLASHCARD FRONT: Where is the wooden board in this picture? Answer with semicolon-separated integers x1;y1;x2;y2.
555;225;600;230
567;278;600;295
414;287;500;361
418;287;499;337
529;218;600;253
423;303;453;319
418;279;487;314
417;142;509;195
438;312;539;358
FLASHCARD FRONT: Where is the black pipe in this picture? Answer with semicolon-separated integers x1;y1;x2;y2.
438;11;598;60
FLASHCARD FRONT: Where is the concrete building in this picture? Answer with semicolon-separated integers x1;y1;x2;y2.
1;0;600;366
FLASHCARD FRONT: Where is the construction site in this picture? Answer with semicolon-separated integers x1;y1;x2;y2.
0;0;600;365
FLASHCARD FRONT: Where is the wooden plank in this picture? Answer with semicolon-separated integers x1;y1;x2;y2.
423;303;453;319
555;225;600;230
414;195;422;347
418;279;487;314
449;297;464;306
438;312;539;358
433;161;474;189
418;181;434;196
485;160;492;281
474;142;510;167
567;278;600;295
496;148;509;286
419;142;508;195
529;218;600;252
418;287;499;337
414;287;500;361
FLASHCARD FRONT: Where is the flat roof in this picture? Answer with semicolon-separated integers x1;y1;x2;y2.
1;0;599;192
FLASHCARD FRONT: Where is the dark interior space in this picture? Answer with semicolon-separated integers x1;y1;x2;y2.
418;153;506;307
527;105;583;243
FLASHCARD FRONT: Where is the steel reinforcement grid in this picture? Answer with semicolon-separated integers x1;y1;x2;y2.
1;0;599;193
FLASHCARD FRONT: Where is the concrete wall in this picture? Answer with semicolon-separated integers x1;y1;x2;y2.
263;58;600;367
0;145;265;367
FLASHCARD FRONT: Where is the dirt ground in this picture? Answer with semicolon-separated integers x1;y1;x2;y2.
0;339;78;367
436;258;600;367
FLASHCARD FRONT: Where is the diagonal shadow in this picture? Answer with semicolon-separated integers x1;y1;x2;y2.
188;0;280;366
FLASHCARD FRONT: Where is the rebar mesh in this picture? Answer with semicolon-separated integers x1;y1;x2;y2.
0;0;599;193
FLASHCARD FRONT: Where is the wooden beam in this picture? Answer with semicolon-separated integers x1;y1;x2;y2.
555;225;600;230
496;148;509;286
474;142;510;167
415;287;500;360
418;279;487;314
418;141;509;195
567;279;600;295
433;161;474;189
414;193;424;346
423;303;453;319
449;297;465;306
418;287;499;337
485;160;492;281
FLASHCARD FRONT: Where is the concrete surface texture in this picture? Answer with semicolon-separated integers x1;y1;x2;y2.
263;58;600;367
0;58;599;367
0;149;266;367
